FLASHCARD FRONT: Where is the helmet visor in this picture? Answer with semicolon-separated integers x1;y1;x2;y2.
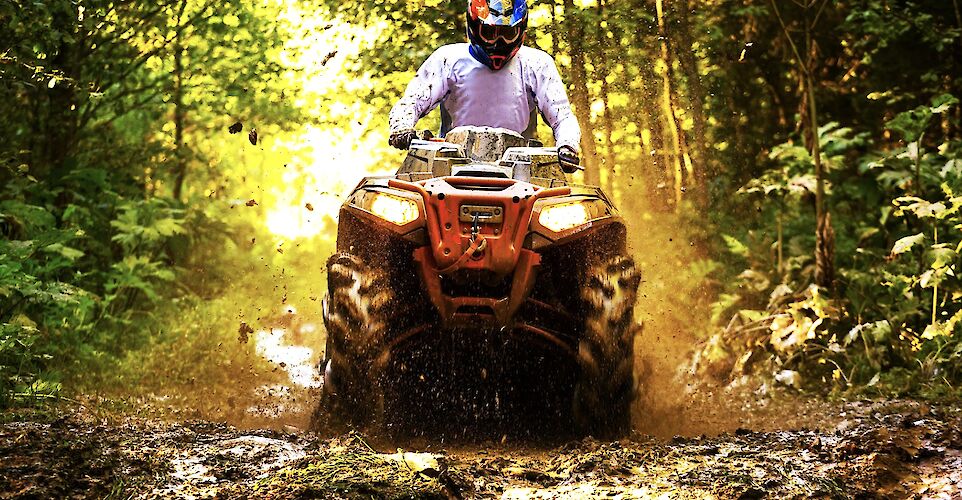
478;23;522;44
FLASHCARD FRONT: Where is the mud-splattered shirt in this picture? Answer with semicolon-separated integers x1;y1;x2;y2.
388;43;581;151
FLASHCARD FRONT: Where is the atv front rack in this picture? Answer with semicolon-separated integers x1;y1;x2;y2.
386;177;569;326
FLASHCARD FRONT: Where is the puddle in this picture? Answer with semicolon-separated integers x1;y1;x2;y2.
237;317;324;428
254;326;322;389
156;434;307;498
2;400;960;498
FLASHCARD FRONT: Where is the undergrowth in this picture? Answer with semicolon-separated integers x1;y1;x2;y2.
695;95;962;397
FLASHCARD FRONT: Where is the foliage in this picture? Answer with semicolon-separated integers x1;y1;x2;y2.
0;0;307;406
700;93;962;394
3;0;962;407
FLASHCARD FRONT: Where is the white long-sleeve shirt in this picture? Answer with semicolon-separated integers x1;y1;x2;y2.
388;43;581;151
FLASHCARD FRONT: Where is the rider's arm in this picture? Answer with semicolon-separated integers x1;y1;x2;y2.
389;49;453;134
530;53;581;152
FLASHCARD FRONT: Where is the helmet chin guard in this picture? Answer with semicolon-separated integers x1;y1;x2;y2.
466;0;528;70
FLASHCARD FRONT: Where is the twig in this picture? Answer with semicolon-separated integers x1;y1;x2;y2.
810;0;831;30
769;0;810;78
356;434;378;453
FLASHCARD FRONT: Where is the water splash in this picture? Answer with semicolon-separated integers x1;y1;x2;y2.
254;328;321;389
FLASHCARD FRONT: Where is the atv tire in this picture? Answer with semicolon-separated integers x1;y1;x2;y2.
316;253;394;432
573;254;641;438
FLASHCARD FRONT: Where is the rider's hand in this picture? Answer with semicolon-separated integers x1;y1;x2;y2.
558;145;581;173
389;128;418;150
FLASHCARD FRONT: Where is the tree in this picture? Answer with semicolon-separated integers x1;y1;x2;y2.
769;0;835;289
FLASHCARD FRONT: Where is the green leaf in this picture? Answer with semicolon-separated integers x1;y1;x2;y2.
42;243;84;261
929;245;957;270
894;197;952;218
886;106;931;142
930;93;959;114
891;233;924;255
722;234;749;258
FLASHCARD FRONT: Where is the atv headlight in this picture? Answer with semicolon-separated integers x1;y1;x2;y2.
539;201;590;232
369;192;420;225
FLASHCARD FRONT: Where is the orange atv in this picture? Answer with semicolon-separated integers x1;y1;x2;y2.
318;127;640;438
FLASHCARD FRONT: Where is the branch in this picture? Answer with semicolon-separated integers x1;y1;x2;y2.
94;0;217;93
83;0;217;120
78;76;169;130
810;0;830;30
86;87;166;133
769;0;810;78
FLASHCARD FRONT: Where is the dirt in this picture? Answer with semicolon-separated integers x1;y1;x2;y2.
1;396;960;499
3;310;959;498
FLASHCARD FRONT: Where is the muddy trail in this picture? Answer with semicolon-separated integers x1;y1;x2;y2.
2;321;962;498
2;397;960;499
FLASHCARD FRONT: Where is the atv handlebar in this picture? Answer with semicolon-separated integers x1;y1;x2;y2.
532;185;573;199
387;178;431;201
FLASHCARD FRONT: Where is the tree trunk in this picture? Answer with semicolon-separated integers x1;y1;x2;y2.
804;19;834;289
673;0;710;184
551;0;560;57
630;20;668;209
952;0;962;139
172;0;189;201
633;64;667;211
563;0;602;186
656;0;686;209
596;0;616;196
770;0;834;289
37;4;81;181
172;43;187;200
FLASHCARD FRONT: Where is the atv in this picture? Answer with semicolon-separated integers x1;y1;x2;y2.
318;126;640;438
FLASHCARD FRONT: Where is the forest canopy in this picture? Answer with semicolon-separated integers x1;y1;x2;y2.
1;0;961;408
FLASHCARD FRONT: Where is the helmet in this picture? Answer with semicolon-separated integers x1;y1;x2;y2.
466;0;528;70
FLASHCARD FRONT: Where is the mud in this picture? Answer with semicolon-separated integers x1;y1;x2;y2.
20;308;953;499
1;398;959;499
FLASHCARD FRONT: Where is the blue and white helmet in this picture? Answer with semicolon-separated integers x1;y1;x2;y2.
466;0;528;70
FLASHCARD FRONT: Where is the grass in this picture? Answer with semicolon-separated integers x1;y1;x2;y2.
253;434;450;499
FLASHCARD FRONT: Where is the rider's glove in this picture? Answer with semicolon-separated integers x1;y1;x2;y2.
389;128;418;150
558;144;581;173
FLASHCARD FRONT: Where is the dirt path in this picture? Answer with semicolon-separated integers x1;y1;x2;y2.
4;318;958;498
1;398;959;499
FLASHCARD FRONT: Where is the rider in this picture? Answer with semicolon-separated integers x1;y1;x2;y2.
388;0;581;164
